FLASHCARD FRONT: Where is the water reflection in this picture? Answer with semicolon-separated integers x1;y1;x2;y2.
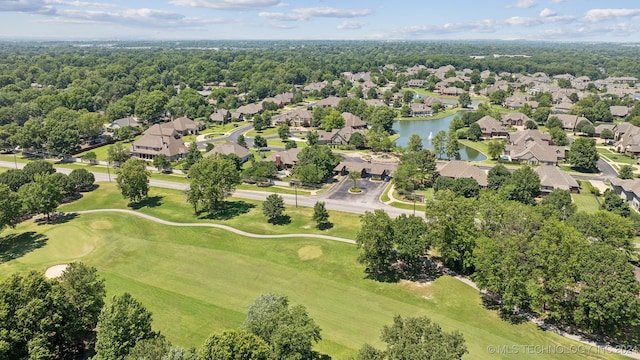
393;111;487;161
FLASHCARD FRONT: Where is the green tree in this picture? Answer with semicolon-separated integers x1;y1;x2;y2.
237;134;247;147
539;188;576;220
450;177;480;198
348;171;360;190
549;127;569;146
68;168;95;192
116;158;150;204
321;109;345;131
197;330;270;360
487;140;505;160
601;189;631;217
80;151;97;164
356;209;395;278
94;293;158;360
618;164;634;179
135;90;169;121
0;184;23;233
22;160;55;182
183;142;202;171
545;116;563;129
431;130;446;159
285;140;297;150
306;131;319;146
368;106;397;132
445;130;460;160
126;336;171;360
262;193;285;224
0;169;29;192
59;262;106;339
277;123;290;141
393;214;429;271
107;142;130;166
425;190;477;274
243;293;322;360
45;118;81;158
348;131;365;149
186;155;241;214
294;145;340;182
458;92;471;108
312;201;330;229
77;112;104;141
358;315;467;360
253;135;267;148
243;161;277;182
567;211;634;252
152;153;171;173
503;165;540;205
601;128;614;140
568;137;598;172
406;133;423;153
18;173;64;222
467;122;482;141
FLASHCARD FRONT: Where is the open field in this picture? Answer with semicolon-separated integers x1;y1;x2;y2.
0;189;625;359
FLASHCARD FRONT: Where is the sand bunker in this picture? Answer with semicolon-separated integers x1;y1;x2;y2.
44;264;68;279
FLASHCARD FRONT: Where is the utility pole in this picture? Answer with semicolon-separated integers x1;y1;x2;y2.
107;162;111;183
294;183;298;208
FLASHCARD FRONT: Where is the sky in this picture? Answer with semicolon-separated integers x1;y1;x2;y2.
1;0;640;42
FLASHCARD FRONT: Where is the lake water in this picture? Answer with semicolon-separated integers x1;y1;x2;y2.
393;111;487;161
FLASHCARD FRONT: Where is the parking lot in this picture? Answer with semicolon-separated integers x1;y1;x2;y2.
325;176;388;205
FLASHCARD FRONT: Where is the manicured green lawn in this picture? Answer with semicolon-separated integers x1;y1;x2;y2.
60;182;361;239
572;193;600;213
0;208;622;359
246;126;279;138
459;139;490;156
596;147;637;164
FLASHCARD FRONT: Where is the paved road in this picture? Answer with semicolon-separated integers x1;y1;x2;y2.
196;123;253;149
0;160;413;218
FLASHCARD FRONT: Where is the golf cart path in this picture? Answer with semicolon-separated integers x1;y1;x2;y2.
71;208;640;359
74;209;356;244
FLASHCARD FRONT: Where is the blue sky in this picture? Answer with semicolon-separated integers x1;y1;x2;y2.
1;0;640;42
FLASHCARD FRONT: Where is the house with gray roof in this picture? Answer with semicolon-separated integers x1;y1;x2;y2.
130;123;188;161
476;116;507;138
436;161;488;187
266;148;302;170
204;141;251;163
535;165;579;193
501;112;530;127
609;178;640;211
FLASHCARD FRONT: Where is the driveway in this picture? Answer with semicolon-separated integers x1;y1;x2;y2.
325;176;388;205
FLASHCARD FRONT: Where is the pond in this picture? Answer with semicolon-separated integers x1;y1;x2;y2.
393;111;487;161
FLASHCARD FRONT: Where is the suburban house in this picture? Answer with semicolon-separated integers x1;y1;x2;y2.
407;79;426;87
609;178;640;211
595;123;616;138
317;127;363;145
552;102;574;114
204;141;251;163
236;103;263;118
535;165;580;193
171;117;205;136
303;81;328;93
107;117;140;130
342;112;368;129
476;116;508;138
129;123;188;161
550;114;590;132
209;109;231;124
504;94;539;110
272;108;313;127
410;103;433;117
439;87;464;96
266;148;302;170
333;161;397;180
503;129;565;166
314;96;342;108
615;124;640;155
436;161;488;187
610;105;630;118
501;112;530;127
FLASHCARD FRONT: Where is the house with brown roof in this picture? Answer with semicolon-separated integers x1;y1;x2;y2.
436;161;488;187
476;116;508;138
130;124;188;161
271;108;313;127
609;178;640;211
209;109;231;124
171;117;205;136
204;141;251;163
595;123;616;138
501;112;530;127
410;103;433;117
236;103;263;117
342;112;368;129
317;127;363;145
550;114;590;132
314;96;342;108
610;105;630;118
266;148;302;170
552;102;574;114
535;165;580;193
615;124;640;155
504;129;565;166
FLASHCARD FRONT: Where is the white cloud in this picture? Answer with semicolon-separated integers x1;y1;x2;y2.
337;21;366;30
259;6;372;21
397;19;498;36
584;8;640;23
506;0;537;9
539;8;556;17
168;0;281;10
551;0;565;3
